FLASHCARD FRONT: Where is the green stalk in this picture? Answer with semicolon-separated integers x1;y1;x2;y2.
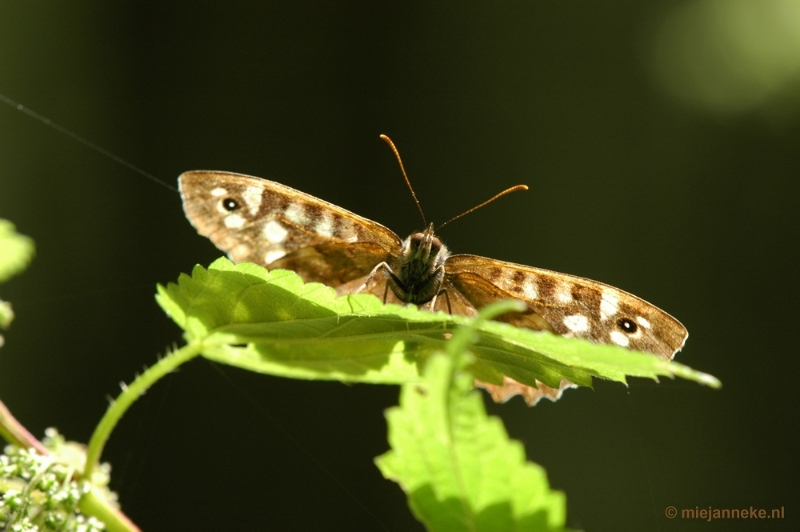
83;342;204;479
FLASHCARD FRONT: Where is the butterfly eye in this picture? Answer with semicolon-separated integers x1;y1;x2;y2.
617;317;638;334
222;198;240;212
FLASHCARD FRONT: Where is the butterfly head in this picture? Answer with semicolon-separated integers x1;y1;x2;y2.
401;224;450;267
391;224;451;305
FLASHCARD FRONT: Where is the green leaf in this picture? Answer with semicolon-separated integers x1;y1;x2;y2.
0;220;35;283
156;258;720;393
0;300;13;332
375;318;570;531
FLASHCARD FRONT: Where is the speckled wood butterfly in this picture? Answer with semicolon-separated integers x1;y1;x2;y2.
179;140;687;405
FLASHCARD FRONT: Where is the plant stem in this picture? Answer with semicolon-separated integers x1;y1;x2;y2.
0;399;49;454
79;486;142;532
83;342;204;479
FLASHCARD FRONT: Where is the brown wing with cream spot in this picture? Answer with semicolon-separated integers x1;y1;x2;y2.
445;254;688;359
444;254;688;406
179;171;402;285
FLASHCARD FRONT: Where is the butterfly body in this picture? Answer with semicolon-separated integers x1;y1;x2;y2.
384;224;449;305
180;170;688;404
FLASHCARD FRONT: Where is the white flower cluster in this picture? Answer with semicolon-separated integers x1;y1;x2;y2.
0;430;106;532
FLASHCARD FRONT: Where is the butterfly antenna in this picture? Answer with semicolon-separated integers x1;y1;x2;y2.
437;184;528;230
380;134;427;226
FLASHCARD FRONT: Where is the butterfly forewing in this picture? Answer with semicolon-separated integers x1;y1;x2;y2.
439;255;687;405
444;255;688;360
179;171;402;285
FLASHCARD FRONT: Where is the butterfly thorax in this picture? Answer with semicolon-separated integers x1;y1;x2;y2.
390;223;450;305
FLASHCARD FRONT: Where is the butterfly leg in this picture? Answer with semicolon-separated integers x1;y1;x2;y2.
430;289;452;313
382;283;390;304
354;261;401;298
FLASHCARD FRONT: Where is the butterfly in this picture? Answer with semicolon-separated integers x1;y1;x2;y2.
179;142;688;405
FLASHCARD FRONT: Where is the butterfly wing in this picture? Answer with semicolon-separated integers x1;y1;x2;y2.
179;171;402;286
444;254;688;405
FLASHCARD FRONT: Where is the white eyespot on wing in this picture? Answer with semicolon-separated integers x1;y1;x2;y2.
229;243;251;262
242;186;263;215
265;249;287;264
225;214;245;229
600;289;619;320
522;282;538;300
284;203;308;225
211;187;228;197
314;210;335;237
609;330;630;347
340;221;360;242
216;200;231;214
563;314;590;333
636;316;651;329
264;220;288;243
554;283;572;304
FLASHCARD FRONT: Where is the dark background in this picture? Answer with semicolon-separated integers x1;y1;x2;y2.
1;3;798;531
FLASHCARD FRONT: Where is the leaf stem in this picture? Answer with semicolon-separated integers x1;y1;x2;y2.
83;342;204;479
